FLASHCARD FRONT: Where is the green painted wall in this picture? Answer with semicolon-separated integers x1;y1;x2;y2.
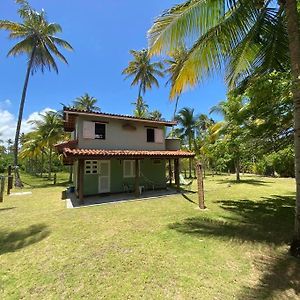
82;158;166;196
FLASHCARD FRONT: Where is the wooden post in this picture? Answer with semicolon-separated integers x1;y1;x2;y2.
168;159;172;186
174;159;180;191
53;173;57;185
0;176;5;203
78;159;84;204
135;159;140;197
196;162;205;209
7;166;13;195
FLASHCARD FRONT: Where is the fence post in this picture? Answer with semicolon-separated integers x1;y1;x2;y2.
53;173;57;185
196;162;205;209
0;176;5;203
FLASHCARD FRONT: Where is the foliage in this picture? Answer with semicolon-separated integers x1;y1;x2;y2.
122;49;164;115
148;0;289;94
72;93;100;111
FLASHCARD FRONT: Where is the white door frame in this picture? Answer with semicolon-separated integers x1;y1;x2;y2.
98;160;111;193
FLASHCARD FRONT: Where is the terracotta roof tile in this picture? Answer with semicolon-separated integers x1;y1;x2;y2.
63;148;195;159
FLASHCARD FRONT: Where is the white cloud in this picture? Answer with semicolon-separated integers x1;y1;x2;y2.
0;107;56;144
0;99;12;109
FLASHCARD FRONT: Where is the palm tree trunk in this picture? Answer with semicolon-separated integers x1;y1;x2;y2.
48;147;52;180
235;157;240;182
173;95;180;120
40;150;44;177
285;0;300;255
13;47;36;187
188;133;192;178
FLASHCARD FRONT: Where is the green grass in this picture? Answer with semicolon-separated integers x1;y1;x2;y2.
0;173;299;299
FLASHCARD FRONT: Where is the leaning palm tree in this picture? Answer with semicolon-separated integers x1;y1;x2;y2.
175;107;198;178
148;0;300;255
73;93;100;111
122;49;164;113
0;0;72;186
165;47;189;119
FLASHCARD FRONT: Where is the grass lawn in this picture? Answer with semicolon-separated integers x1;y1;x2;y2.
0;173;299;299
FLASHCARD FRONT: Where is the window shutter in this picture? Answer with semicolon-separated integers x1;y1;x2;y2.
155;129;164;143
83;121;95;139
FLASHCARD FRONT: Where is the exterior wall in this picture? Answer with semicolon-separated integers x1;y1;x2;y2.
76;115;166;151
165;138;181;151
82;158;166;196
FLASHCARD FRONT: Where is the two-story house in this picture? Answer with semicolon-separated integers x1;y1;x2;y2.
56;107;195;203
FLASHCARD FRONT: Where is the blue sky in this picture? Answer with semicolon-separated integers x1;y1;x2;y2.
0;0;226;141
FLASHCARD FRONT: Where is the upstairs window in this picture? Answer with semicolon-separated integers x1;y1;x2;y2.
95;123;106;139
147;128;164;143
147;128;155;142
83;121;106;139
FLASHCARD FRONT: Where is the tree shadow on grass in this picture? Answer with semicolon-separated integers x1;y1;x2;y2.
169;194;295;245
215;178;274;186
240;254;300;299
0;207;16;212
0;224;50;255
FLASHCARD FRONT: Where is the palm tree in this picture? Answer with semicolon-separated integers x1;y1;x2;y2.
73;93;100;111
149;110;163;121
175;107;198;178
122;49;164;112
0;0;72;186
165;47;189;119
132;96;149;118
210;96;245;181
30;111;64;179
148;0;300;255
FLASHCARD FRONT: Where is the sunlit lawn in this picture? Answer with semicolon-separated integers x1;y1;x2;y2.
0;172;299;299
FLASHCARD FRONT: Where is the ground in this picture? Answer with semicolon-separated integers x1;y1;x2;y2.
0;173;299;299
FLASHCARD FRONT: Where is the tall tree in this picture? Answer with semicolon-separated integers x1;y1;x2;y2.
175;107;198;177
165;47;189;119
122;49;164;113
0;0;72;186
30;111;64;179
148;0;300;255
149;110;163;121
132;96;149;118
210;95;245;181
73;93;100;111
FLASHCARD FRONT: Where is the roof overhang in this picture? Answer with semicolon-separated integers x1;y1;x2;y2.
61;148;195;164
63;108;177;132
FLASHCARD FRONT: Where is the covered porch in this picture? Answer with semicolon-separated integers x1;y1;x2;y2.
60;147;195;205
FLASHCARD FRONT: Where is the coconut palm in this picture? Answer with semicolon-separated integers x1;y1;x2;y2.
132;96;149;118
122;49;164;113
30;111;64;179
0;0;72;186
175;107;198;178
165;47;189;119
149;110;163;121
148;0;300;255
73;93;100;111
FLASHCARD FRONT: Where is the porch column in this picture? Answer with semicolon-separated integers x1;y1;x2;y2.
174;158;180;191
78;159;84;204
134;159;140;197
168;159;172;186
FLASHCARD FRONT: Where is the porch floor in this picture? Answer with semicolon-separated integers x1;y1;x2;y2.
66;188;180;208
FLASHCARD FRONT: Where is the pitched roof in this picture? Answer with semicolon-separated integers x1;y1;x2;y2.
63;148;195;159
63;107;177;132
